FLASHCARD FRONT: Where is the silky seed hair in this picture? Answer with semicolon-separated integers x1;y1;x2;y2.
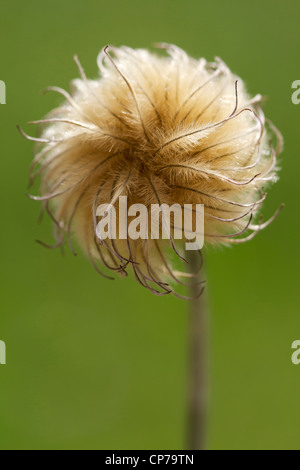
21;44;283;297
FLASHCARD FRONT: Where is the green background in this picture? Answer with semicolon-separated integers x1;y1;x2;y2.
0;0;299;450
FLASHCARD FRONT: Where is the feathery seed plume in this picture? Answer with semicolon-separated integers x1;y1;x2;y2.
21;44;283;296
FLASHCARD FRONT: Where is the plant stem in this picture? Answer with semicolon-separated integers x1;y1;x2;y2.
186;250;209;450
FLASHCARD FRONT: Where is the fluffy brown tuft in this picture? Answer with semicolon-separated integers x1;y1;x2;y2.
23;44;283;296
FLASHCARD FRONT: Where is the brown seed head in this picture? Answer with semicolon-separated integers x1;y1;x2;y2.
23;44;283;296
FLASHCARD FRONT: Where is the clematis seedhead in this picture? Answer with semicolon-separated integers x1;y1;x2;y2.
21;44;283;295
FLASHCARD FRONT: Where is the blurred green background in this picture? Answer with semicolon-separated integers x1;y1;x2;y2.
0;0;299;450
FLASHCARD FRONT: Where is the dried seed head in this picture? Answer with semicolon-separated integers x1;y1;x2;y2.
23;44;282;296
